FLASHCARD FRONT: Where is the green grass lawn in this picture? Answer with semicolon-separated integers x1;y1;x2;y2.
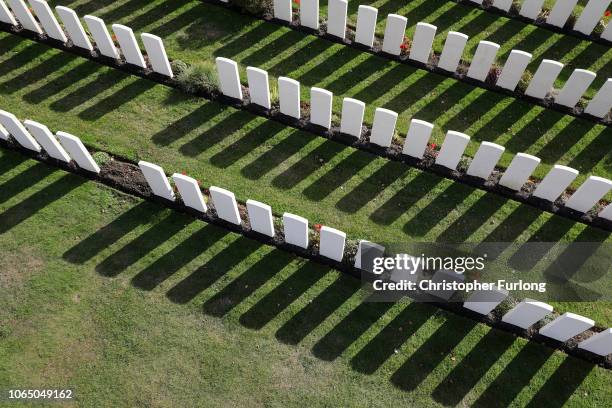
1;148;611;406
0;30;610;322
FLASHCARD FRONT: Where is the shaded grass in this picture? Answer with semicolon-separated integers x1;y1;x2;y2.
0;149;610;406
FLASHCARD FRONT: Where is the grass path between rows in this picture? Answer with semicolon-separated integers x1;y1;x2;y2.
0;148;610;406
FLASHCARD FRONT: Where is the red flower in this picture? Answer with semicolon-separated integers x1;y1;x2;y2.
429;143;437;149
605;10;611;17
181;171;187;175
314;223;322;232
293;0;300;4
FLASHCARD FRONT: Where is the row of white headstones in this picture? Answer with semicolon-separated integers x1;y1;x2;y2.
1;107;610;357
270;0;612;117
469;0;612;39
215;56;612;221
0;0;173;77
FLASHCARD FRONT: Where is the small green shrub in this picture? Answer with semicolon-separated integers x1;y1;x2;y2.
232;0;273;15
92;151;112;167
170;59;188;76
517;70;533;93
176;61;219;94
594;20;606;35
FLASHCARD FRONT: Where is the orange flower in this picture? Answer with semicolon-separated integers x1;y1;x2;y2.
314;223;322;232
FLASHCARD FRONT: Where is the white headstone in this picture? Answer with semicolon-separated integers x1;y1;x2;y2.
555;69;596;108
55;6;93;51
463;288;509;315
584;78;612;118
216;57;243;100
501;298;553;329
0;110;41;152
519;0;546;20
437;31;468;73
564;176;612;213
340;97;365;138
492;0;513;12
369;108;398;148
138;161;175;201
578;328;612;356
112;24;146;68
6;0;42;34
319;226;346;262
354;5;377;48
23;120;71;163
424;269;465;301
409;22;436;64
0;0;17;26
278;76;301;119
402;119;433;158
172;173;207;213
141;33;173;77
354;240;385;271
574;0;611;35
525;59;564;99
210;186;241;225
467;41;500;82
246;199;275;237
389;254;423;284
56;131;100;173
466;141;505;179
310;87;333;129
547;0;579;27
533;164;579;202
435;130;470;170
601;19;612;41
0;124;9;140
381;14;407;55
300;0;319;30
84;15;120;59
327;0;347;39
539;312;594;342
273;0;292;22
496;50;532;91
247;67;271;109
598;202;612;220
283;212;309;248
29;0;67;42
468;0;483;4
499;153;541;190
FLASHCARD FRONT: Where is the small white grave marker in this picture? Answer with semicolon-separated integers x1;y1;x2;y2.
424;269;465;301
369;108;398;148
56;131;100;173
381;14;407;56
539;312;594;342
279;76;301;119
466;141;505;180
533;165;579;202
435;131;470;170
354;240;385;271
467;41;500;82
23;120;71;163
113;24;146;68
437;31;468;73
30;0;67;42
496;50;532;91
555;69;596;108
283;212;309;248
463;288;509;315
216;57;243;100
138;161;175;201
584;78;612;118
409;22;436;64
84;15;120;59
210;186;241;225
6;0;42;34
598;203;612;221
547;0;579;27
340;98;365;138
0;1;17;26
492;0;513;12
502;298;553;329
0;124;9;140
55;6;93;51
141;33;173;77
525;59;564;99
327;0;347;39
172;173;207;213
578;328;612;356
574;0;611;35
0;110;41;152
354;5;377;47
300;0;319;30
402;119;434;158
564;176;612;213
319;226;346;262
310;87;333;129
499;153;541;190
246;199;275;237
519;0;546;20
273;0;292;23
247;67;271;109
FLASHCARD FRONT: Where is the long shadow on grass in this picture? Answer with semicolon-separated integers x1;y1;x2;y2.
79;78;156;121
49;69;127;113
127;0;199;34
166;236;263;304
0;173;85;234
152;100;225;147
214;19;281;59
568;126;612;174
64;201;163;265
24;60;101;104
95;211;192;277
0;42;48;80
0;51;77;94
131;223;230;290
203;248;295;317
0;162;55;206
